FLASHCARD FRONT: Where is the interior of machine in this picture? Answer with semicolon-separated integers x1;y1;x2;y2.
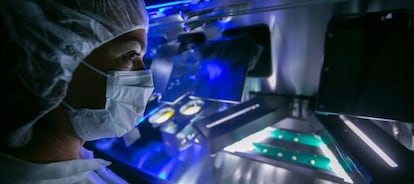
85;1;414;183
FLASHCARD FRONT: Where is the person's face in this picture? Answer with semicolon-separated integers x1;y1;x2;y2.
65;29;147;109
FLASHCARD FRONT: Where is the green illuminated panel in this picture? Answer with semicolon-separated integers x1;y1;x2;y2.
253;142;331;171
268;129;323;147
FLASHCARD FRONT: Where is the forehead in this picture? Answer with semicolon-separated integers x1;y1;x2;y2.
99;29;147;52
84;29;147;66
114;29;147;49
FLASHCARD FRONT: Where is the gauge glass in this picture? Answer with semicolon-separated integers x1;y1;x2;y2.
180;99;204;115
149;107;175;125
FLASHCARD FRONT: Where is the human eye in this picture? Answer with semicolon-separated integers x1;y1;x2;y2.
116;51;143;70
127;51;141;61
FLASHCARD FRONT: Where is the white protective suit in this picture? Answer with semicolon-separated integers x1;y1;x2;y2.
0;0;148;147
0;148;128;184
0;0;149;183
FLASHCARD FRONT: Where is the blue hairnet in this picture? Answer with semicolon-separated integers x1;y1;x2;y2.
0;0;148;147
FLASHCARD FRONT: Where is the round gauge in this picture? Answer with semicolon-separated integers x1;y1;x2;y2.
148;107;175;125
179;99;204;116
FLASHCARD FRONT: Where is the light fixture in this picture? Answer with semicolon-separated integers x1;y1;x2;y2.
146;0;191;10
206;104;260;128
339;115;398;168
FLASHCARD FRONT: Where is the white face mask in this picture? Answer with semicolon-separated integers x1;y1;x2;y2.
63;62;154;141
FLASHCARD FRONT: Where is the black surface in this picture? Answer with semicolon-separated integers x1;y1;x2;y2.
315;9;414;123
222;24;272;77
316;114;414;184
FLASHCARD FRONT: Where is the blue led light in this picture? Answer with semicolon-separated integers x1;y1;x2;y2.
157;7;168;13
135;107;161;126
136;117;146;126
146;0;191;10
149;107;161;115
158;172;167;179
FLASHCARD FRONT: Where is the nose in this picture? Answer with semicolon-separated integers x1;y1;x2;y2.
133;57;146;70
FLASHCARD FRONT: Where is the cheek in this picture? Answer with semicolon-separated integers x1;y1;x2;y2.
65;64;106;109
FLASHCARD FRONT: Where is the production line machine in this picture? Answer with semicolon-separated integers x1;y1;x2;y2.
89;94;364;184
85;0;414;183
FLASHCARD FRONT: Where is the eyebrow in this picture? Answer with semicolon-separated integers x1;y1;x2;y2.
117;35;146;51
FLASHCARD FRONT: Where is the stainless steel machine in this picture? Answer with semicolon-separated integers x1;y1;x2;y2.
86;0;414;183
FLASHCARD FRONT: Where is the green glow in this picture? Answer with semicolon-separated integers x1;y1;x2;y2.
268;129;323;147
253;143;331;171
